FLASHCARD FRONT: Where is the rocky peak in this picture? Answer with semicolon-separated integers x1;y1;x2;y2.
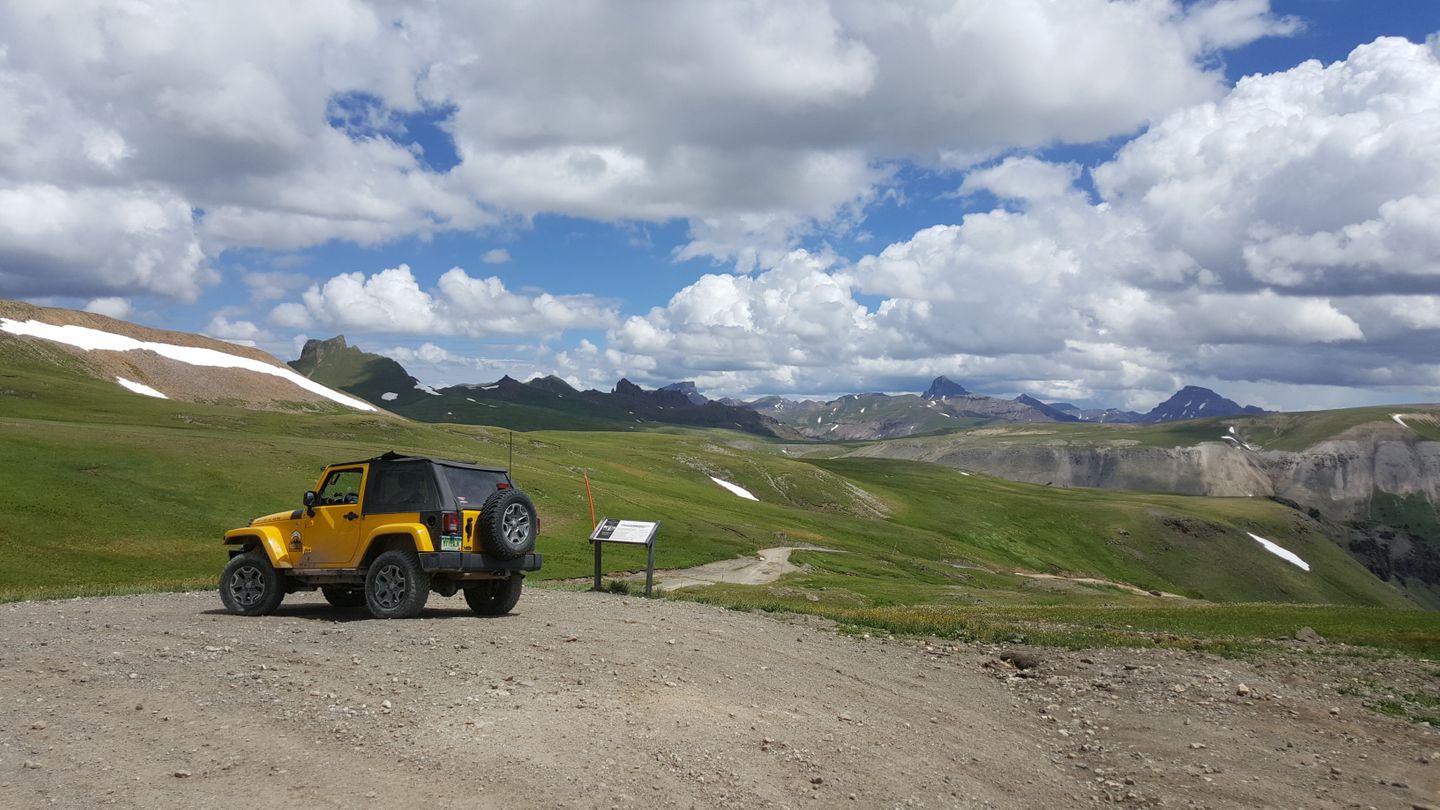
613;378;645;397
1146;385;1264;422
922;376;971;400
1014;394;1080;422
660;381;708;405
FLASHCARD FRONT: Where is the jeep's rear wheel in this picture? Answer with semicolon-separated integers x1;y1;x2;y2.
478;489;537;560
463;574;523;616
219;551;284;616
365;549;430;619
321;586;366;608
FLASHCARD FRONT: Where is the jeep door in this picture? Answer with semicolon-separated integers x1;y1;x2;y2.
305;466;368;566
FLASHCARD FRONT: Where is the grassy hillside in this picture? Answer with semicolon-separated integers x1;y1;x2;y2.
2;337;1438;656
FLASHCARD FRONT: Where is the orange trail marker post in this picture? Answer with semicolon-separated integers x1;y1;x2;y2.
583;469;597;528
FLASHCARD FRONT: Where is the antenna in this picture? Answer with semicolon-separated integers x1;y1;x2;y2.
508;431;514;480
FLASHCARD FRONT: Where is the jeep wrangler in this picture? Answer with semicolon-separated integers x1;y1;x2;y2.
218;451;542;619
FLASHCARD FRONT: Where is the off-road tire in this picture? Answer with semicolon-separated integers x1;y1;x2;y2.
219;551;285;616
321;586;366;608
463;575;523;616
478;489;537;560
365;549;430;619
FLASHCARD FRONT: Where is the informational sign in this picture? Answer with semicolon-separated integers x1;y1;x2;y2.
590;518;658;545
588;517;660;596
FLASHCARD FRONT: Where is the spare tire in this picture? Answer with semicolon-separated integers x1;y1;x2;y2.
478;488;537;560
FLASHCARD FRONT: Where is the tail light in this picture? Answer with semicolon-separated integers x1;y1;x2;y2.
441;511;461;535
497;482;511;490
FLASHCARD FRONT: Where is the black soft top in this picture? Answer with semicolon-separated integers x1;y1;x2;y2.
332;450;508;474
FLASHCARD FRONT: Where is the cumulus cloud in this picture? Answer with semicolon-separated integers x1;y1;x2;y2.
271;263;617;337
205;314;270;343
607;37;1440;405
0;0;1293;301
481;248;511;264
83;297;132;320
0;184;210;301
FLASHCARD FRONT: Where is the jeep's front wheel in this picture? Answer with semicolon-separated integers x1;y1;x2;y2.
321;586;366;608
219;551;285;616
365;549;430;619
463;574;523;616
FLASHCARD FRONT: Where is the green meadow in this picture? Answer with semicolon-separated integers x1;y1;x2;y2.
2;339;1437;658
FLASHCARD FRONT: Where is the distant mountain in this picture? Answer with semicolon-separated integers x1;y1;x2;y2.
290;336;795;437
922;376;970;400
291;336;429;406
755;384;1060;440
1015;394;1080;422
1049;402;1147;423
1145;385;1265;422
660;381;708;405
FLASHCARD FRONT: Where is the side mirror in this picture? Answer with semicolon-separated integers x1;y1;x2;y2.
303;490;317;516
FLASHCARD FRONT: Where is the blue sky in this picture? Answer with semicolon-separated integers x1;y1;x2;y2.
3;1;1440;411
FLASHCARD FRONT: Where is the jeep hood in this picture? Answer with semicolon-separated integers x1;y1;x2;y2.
251;509;301;526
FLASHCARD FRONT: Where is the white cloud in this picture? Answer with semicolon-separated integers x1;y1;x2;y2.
84;297;132;320
605;37;1440;405
481;248;511;264
272;263;616;337
0;0;1294;301
0;184;210;301
205;314;269;343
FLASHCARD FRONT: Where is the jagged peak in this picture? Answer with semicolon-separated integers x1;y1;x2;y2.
922;375;971;400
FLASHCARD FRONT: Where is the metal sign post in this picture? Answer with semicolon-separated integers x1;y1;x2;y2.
588;517;660;597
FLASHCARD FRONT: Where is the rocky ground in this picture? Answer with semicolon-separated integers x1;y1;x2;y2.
1;587;1437;809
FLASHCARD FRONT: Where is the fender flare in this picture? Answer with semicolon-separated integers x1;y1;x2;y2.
223;526;294;568
363;523;436;555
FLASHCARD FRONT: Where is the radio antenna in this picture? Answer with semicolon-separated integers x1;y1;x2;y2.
508;431;514;480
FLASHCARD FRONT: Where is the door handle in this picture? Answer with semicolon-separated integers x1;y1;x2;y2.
344;511;359;521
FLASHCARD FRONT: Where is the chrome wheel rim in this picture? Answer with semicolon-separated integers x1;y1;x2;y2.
373;564;407;609
228;565;266;607
501;503;531;548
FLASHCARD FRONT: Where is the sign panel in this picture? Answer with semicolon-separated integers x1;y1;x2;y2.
590;518;658;545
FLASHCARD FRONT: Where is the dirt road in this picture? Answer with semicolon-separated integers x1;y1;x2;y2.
1;588;1436;808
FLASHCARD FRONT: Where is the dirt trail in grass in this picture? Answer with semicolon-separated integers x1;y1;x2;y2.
1015;570;1188;599
641;546;838;590
2;589;1437;809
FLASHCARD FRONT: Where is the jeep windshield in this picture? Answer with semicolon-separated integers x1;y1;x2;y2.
441;466;512;509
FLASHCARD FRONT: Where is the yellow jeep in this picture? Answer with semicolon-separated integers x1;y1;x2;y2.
218;451;541;619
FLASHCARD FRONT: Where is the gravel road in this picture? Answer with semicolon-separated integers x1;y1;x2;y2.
1;587;1436;808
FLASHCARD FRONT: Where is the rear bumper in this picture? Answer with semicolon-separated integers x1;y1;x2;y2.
418;552;543;574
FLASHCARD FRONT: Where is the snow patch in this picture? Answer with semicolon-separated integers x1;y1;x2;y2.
1392;413;1410;429
709;476;759;501
1246;532;1310;571
481;384;500;390
380;392;399;402
415;382;441;396
959;471;972;477
860;407;866;414
116;377;167;399
1;318;376;412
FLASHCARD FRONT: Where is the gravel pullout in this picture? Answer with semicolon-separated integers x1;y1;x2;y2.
1;589;1436;808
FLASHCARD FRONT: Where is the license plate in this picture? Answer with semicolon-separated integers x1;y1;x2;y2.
440;536;462;551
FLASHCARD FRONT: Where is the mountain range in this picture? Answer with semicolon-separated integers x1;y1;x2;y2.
1;301;1434;607
288;336;1267;441
289;336;799;437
